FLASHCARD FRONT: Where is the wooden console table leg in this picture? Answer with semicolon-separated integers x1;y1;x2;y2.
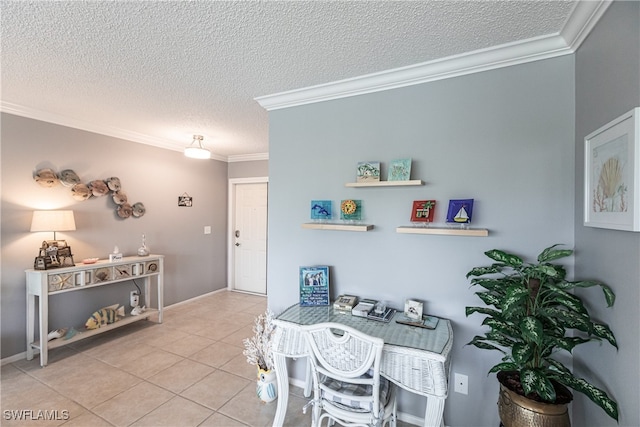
26;291;35;361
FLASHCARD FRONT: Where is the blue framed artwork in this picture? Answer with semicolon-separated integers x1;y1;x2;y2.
340;199;362;221
388;158;412;181
299;266;330;306
357;161;381;182
310;200;332;220
446;199;474;224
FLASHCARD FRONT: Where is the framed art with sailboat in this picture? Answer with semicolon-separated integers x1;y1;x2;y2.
446;199;474;224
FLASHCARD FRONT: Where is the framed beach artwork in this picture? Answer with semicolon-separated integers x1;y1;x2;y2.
388;158;412;181
299;266;330;306
411;200;436;223
340;199;362;221
310;200;332;220
584;108;640;231
356;161;380;183
446;199;474;224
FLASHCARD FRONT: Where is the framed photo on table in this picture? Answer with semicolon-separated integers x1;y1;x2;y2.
584;107;640;231
299;265;330;306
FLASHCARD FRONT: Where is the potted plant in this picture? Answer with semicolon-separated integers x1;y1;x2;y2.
465;244;618;425
243;309;278;403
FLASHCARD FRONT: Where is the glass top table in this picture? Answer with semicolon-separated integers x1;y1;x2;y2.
276;304;451;354
272;303;453;427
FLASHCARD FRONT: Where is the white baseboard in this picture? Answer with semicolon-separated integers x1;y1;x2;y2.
1;351;31;366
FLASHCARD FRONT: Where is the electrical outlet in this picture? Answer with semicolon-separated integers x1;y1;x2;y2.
130;291;140;307
454;373;468;395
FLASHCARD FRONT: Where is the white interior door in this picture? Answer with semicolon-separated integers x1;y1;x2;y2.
231;181;268;294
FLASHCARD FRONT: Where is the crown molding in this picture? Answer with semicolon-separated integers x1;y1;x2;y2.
0;101;229;162
256;0;610;112
227;153;269;162
560;0;611;51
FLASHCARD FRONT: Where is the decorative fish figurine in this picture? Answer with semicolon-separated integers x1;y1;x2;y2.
85;304;125;329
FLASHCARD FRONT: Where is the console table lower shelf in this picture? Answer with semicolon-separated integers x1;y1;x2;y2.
30;310;159;352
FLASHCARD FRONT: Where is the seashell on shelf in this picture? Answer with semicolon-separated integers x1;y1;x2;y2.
112;190;128;205
34;168;60;187
106;177;121;192
59;169;81;187
117;203;133;218
132;202;146;217
89;180;109;196
71;183;91;201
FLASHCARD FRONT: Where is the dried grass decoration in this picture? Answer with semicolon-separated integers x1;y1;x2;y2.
243;310;276;371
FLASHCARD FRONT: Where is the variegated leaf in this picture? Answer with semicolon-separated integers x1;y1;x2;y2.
486;331;515;347
489;362;518;373
520;316;543;345
466;266;503;278
537;264;558;277
502;286;528;318
546;358;571;375
542;307;591;332
592;323;618;348
484;250;523;267
546;336;591;353
476;291;501;307
512;342;534;365
521;368;555;402
466;337;505;353
537;245;572;263
554;371;618;421
483;318;520;337
557;281;616;307
551;292;588;315
470;278;508;293
465;306;499;318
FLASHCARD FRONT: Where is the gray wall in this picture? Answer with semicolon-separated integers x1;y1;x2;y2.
267;56;576;426
0;114;229;358
573;2;640;426
228;159;268;179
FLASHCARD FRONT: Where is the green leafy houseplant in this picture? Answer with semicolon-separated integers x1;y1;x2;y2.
465;244;618;421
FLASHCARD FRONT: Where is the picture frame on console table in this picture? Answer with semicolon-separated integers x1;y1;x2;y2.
584;107;640;231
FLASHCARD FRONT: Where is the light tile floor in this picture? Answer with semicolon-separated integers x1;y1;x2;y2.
2;292;310;426
2;291;412;427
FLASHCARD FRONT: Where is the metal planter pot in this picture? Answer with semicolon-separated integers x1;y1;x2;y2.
497;372;571;427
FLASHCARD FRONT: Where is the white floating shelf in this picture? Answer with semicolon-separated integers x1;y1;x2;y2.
302;223;374;232
396;226;489;237
345;180;423;188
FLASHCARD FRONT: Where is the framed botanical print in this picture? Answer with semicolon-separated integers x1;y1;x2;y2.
584;108;640;231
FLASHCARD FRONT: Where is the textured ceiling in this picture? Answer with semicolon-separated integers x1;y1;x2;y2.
1;1;580;160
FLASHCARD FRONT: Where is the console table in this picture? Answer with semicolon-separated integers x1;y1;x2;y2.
271;304;453;427
26;255;164;367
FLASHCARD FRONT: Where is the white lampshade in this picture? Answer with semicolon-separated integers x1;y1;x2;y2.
30;210;76;240
184;134;211;159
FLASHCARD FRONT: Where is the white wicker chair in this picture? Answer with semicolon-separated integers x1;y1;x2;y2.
301;323;397;427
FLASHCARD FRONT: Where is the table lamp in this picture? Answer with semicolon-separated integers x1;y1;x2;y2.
30;210;76;241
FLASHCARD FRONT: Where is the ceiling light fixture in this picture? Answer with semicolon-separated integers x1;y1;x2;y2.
184;135;211;159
